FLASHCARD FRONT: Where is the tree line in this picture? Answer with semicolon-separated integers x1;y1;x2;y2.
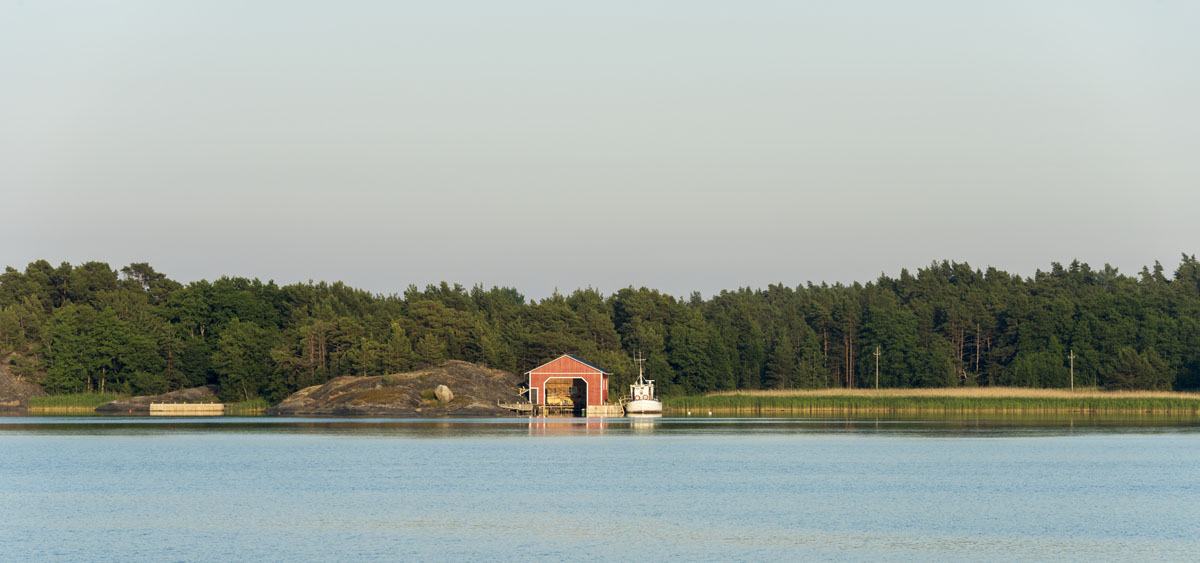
1;257;1198;402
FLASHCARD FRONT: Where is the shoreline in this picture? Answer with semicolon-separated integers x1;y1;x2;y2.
12;387;1200;417
665;388;1200;415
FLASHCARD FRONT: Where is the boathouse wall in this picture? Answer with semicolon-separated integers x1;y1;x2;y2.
526;354;609;407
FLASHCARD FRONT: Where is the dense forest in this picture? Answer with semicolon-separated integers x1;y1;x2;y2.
1;257;1199;402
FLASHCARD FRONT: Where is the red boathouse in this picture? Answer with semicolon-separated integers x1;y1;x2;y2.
526;354;610;415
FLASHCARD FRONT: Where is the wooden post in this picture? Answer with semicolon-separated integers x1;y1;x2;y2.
873;346;881;389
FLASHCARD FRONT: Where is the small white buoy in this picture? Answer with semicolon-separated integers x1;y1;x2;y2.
687;411;692;416
708;411;712;416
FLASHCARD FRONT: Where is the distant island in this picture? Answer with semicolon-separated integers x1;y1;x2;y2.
2;257;1199;410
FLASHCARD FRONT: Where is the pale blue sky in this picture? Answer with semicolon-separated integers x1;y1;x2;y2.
2;1;1198;297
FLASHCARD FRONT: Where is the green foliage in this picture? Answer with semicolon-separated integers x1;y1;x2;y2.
42;304;163;394
212;319;277;401
413;333;448;366
667;305;716;393
763;331;796;389
126;371;167;395
3;256;1200;405
1008;350;1067;388
1103;347;1171;390
224;398;269;415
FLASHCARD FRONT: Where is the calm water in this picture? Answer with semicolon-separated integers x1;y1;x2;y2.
2;416;1199;561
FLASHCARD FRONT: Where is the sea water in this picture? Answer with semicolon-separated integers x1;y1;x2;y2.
1;416;1198;561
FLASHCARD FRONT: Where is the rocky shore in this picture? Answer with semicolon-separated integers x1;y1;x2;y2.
269;360;523;416
0;354;44;409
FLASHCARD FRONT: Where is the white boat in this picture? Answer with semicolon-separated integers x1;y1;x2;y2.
625;356;662;415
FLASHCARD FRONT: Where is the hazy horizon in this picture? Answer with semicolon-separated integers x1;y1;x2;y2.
4;1;1198;297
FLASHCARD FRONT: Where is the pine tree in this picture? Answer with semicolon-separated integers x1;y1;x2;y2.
763;331;796;389
414;333;447;366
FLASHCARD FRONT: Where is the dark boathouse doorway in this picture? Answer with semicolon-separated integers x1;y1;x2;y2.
544;378;588;416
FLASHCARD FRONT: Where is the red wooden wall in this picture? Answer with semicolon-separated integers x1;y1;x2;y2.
527;355;609;406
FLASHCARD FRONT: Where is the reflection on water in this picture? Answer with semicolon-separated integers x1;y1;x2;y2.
2;415;1199;561
528;417;610;436
628;415;659;435
2;412;1198;437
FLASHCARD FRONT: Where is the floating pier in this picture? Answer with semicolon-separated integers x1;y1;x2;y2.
583;404;625;417
149;403;225;416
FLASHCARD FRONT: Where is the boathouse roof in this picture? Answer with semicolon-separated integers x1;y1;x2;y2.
525;353;610;375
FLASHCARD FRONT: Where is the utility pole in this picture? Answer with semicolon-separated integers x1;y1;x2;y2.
874;346;881;390
1069;349;1075;391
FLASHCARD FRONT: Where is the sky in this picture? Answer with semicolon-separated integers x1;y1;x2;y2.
2;1;1198;298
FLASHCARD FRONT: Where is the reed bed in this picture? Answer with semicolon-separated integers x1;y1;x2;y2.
665;387;1200;414
224;398;268;416
25;393;125;414
26;393;124;409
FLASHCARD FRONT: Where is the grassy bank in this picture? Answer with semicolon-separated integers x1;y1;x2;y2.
664;387;1200;414
24;393;268;416
224;398;269;416
26;393;125;413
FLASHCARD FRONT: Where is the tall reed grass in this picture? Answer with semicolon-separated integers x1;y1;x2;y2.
224;398;269;416
25;393;125;414
26;393;124;408
665;387;1200;414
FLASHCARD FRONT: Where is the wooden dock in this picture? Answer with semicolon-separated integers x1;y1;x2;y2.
498;401;533;414
499;401;625;417
149;403;225;416
584;404;625;417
